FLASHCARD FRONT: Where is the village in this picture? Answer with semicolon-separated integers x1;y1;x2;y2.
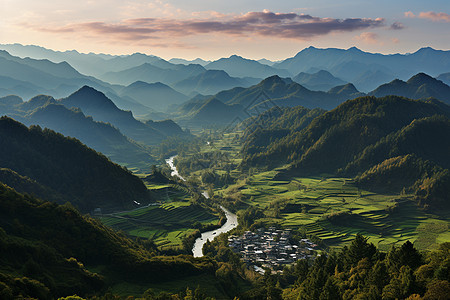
228;227;318;274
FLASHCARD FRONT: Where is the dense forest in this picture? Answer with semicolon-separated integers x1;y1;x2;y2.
0;116;153;213
241;96;450;211
0;182;232;299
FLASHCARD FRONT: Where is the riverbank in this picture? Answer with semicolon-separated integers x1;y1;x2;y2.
166;155;239;257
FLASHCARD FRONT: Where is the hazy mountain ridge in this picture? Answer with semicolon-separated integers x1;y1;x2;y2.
370;73;450;104
275;46;450;91
169;72;449;127
60;86;188;145
100;62;206;86
119;81;188;112
174;69;252;95
205;54;291;78
2;44;449;109
292;70;347;91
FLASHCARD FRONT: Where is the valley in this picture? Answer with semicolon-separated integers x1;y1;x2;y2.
0;42;449;299
170;128;450;252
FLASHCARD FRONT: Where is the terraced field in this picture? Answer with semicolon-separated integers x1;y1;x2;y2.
220;170;450;251
101;201;220;249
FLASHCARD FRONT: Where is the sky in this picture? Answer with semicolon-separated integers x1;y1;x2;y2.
0;0;449;60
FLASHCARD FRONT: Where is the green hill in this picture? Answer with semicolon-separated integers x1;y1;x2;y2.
0;183;219;298
241;106;325;160
0;95;154;167
60;86;185;145
241;96;450;210
176;98;245;126
0;116;153;213
222;75;363;110
369;73;450;104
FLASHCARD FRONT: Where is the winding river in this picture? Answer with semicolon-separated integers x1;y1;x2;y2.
165;155;238;257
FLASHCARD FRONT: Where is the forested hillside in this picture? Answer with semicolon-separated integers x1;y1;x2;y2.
0;183;222;299
0;117;153;213
241;96;450;210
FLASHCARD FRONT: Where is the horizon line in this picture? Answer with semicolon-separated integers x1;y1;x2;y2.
1;43;449;62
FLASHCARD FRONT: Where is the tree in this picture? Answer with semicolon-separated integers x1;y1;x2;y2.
319;277;340;300
346;234;377;267
423;280;450;300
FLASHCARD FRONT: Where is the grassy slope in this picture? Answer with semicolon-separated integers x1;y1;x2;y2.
101;199;220;249
175;124;449;252
220;168;449;251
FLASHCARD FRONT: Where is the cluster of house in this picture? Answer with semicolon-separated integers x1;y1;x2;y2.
228;227;318;274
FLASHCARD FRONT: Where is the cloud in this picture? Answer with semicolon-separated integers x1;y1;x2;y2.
418;11;450;22
353;32;381;45
405;11;450;22
391;38;399;44
390;22;405;30
20;10;386;43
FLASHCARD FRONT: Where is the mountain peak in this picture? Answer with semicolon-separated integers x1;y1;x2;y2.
129;80;148;87
64;86;120;112
416;47;436;53
229;54;243;59
407;72;436;85
261;75;282;82
328;83;359;95
76;85;101;95
347;46;362;52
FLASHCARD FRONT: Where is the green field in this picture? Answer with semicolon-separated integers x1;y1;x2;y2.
99;176;220;250
101;200;220;249
122;128;450;253
219;170;450;251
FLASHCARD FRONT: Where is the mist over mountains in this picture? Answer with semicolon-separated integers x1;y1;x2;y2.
1;44;449;130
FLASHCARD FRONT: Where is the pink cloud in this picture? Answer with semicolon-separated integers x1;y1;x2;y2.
418;11;450;22
353;32;381;45
404;11;450;22
20;10;386;42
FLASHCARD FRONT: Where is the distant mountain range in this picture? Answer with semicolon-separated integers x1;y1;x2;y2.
1;44;449;109
1;43;449;128
174;69;256;96
172;75;363;126
205;54;290;78
171;72;450;127
100;62;205;86
274;46;450;91
169;57;210;66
